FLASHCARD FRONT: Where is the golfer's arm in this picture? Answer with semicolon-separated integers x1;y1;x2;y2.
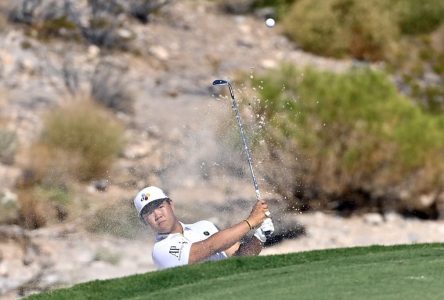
188;221;250;264
234;236;262;256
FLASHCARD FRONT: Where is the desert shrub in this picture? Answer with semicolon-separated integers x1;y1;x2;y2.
37;16;79;40
388;27;444;113
8;0;41;24
17;188;48;229
249;65;444;213
217;0;256;14
40;99;124;181
282;0;398;61
82;17;134;50
16;185;72;229
16;144;80;190
394;0;444;35
91;60;135;114
0;129;17;165
252;0;296;19
8;0;135;50
129;0;172;24
8;0;81;39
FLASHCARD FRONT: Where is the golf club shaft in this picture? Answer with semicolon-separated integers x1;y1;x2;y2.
227;84;261;201
227;83;273;237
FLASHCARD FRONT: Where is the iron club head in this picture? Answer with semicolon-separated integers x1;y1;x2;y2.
212;79;235;99
212;79;229;86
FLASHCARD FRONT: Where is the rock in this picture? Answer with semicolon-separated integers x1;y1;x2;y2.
0;164;21;190
87;45;100;59
0;50;14;75
384;212;401;223
0;189;19;223
149;46;169;61
122;140;155;159
363;213;383;226
418;193;435;209
17;58;35;74
116;28;134;40
93;179;109;192
261;59;277;69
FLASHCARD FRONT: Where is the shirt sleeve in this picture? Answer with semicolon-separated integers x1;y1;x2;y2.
152;237;192;270
198;220;220;234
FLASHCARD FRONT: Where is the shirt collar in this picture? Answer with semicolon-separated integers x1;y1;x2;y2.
154;222;190;242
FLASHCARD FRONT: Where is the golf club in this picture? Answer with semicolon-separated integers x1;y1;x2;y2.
212;79;273;238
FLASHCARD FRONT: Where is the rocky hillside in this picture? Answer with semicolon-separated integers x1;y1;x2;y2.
1;1;444;299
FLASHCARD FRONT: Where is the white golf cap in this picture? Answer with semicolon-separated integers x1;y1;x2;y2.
134;186;169;219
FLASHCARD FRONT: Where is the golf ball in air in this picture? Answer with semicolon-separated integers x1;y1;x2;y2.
265;18;275;28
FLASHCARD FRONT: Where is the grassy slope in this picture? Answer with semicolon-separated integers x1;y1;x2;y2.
28;243;444;300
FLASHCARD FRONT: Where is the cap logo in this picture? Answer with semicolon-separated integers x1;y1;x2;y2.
141;193;150;202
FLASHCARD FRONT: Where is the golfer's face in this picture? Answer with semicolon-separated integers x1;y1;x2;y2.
143;200;176;233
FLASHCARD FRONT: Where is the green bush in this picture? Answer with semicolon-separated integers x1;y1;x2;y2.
41;100;124;181
394;0;444;35
282;0;398;61
250;65;444;211
37;16;80;40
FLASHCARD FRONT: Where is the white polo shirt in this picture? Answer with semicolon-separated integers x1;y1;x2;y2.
152;220;227;269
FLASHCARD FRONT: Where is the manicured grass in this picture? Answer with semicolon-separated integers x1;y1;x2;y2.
28;243;444;300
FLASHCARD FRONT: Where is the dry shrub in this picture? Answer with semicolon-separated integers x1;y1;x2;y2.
40;99;124;181
17;144;79;188
283;0;398;61
17;189;48;229
16;185;71;229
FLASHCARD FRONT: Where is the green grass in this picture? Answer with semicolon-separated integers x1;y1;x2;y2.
28;243;444;300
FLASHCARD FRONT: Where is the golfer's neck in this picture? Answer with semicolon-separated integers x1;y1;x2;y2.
170;220;183;234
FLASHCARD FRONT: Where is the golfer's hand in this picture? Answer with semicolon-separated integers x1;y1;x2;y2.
246;200;269;229
254;218;275;243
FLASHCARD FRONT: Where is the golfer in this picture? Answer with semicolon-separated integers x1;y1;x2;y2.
134;186;274;269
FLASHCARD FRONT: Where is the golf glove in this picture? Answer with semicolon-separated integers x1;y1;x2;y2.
254;217;274;243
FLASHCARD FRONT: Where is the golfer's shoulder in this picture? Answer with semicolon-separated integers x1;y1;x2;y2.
152;233;188;257
189;220;219;233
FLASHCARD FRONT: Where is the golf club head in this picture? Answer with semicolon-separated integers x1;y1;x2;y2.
212;79;229;86
212;79;235;99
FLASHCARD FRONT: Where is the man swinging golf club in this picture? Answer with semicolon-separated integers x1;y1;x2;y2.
135;79;274;269
134;186;274;269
